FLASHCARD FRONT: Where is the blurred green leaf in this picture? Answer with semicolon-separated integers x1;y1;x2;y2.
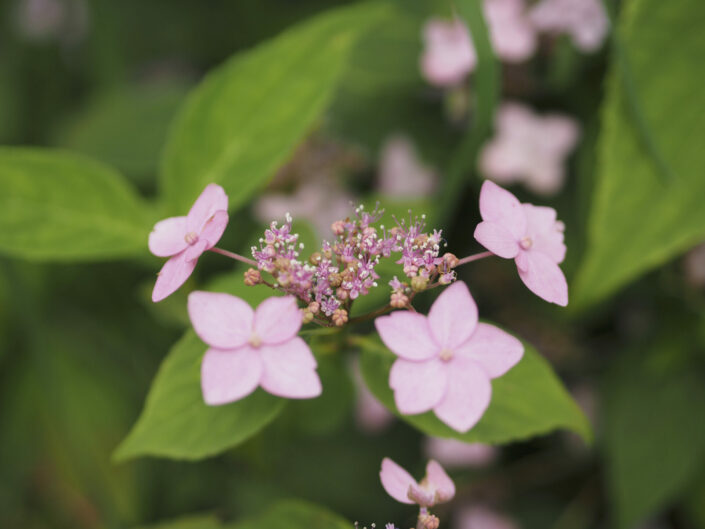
136;514;224;529
232;499;350;529
604;350;705;529
0;148;153;261
114;330;286;461
160;1;391;214
53;82;189;186
359;334;591;444
574;0;705;307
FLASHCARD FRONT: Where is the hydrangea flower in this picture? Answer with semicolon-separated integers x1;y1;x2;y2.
424;437;497;468
456;506;519;529
378;135;437;198
188;291;322;405
380;458;455;507
484;0;537;62
474;181;569;306
479;102;580;196
528;0;609;52
149;184;229;302
375;281;524;432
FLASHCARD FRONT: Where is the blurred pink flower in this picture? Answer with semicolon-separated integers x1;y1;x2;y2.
255;178;353;238
455;506;519;529
484;0;537;62
474;181;568;306
380;458;455;507
351;359;395;433
684;242;705;287
424;437;498;468
149;184;229;302
188;292;321;405
479;103;580;196
529;0;609;52
378;135;437;198
375;281;524;432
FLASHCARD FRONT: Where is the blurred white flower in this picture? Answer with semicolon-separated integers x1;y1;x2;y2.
484;0;537;62
529;0;609;52
378;135;437;198
14;0;88;44
424;437;498;468
479;102;580;196
455;506;519;529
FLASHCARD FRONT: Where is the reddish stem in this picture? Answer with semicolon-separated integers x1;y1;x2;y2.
456;250;493;266
209;247;258;267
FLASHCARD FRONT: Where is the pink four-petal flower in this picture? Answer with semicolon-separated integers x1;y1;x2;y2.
149;184;229;302
375;281;524;432
380;457;455;507
474;180;568;306
188;292;322;405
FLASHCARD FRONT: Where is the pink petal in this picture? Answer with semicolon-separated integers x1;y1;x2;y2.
478;180;527;240
425;460;455;503
380;458;417;504
259;337;321;399
148;216;188;257
186;184;228;233
427;282;478;350
408;484;435;507
523;204;566;263
474;221;520;259
433;358;492;432
375;312;439;361
253;296;302;345
188;291;254;349
201;346;262;405
199;210;229;249
424;438;498;468
515;250;568;306
454;322;524;378
390;359;447;415
152;251;197;302
420;18;477;87
183;238;208;262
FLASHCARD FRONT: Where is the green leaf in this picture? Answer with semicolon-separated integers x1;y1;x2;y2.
604;349;705;529
358;333;591;444
231;500;350;529
0;147;153;261
53;81;189;186
113;331;285;461
135;514;224;529
160;1;391;214
574;0;705;307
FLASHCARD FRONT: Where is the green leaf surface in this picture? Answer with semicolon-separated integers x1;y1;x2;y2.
574;0;705;307
114;330;285;461
604;350;705;529
0;147;153;261
160;1;391;214
231;500;350;529
358;333;590;444
136;514;224;529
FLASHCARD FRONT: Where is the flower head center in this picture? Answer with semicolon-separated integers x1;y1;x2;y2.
439;348;454;362
519;236;533;250
248;332;262;348
184;232;199;245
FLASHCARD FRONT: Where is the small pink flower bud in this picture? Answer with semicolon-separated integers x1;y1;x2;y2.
308;301;320;314
439;272;455;285
336;287;349;300
411;276;428;292
331;220;345;236
309;252;322;265
243;268;262;286
390;292;409;308
442;252;459;269
302;308;314;324
329;273;342;287
418;513;439;529
332;308;348;327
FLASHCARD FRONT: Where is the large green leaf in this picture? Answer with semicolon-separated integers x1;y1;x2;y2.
604;349;705;529
574;0;705;307
359;334;590;444
160;1;391;214
0;148;153;261
232;500;350;529
136;514;224;529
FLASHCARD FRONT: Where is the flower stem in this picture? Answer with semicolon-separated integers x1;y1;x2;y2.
456;250;493;266
209;247;258;266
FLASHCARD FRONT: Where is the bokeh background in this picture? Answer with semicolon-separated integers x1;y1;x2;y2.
1;0;704;528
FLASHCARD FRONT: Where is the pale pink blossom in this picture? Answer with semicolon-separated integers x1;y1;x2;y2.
149;184;229;302
424;437;497;468
529;0;609;53
375;281;523;432
380;458;455;507
479;103;580;196
188;292;322;405
420;18;476;87
455;506;519;529
484;0;537;62
378;135;437;198
474;181;568;306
